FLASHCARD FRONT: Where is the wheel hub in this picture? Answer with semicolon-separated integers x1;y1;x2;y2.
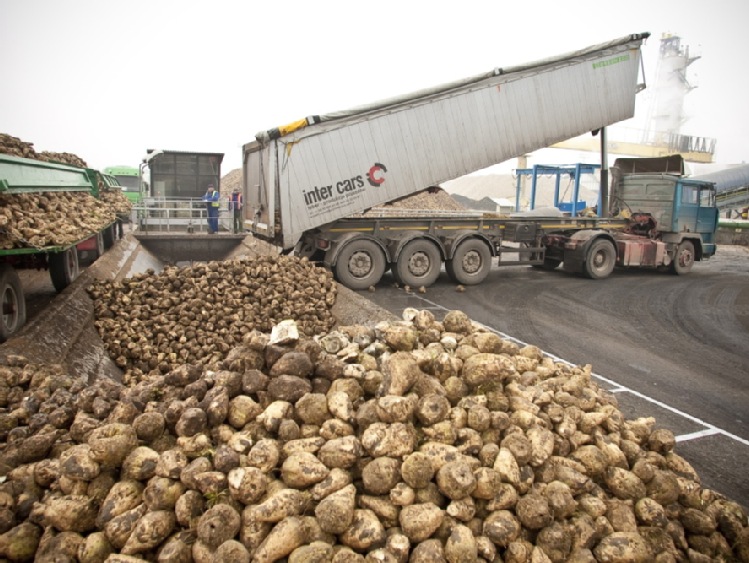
408;252;431;277
348;251;373;278
462;250;481;274
679;249;694;267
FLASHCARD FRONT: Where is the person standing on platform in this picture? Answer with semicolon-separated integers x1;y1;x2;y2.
202;184;220;233
230;188;244;234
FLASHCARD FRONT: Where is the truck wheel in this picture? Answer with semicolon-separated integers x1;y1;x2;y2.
395;239;442;288
671;240;695;275
0;264;26;342
49;248;80;293
446;238;492;285
334;239;386;290
92;231;105;261
584;239;616;279
98;230;105;253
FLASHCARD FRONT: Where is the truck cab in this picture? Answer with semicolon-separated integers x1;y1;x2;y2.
614;173;719;260
548;169;719;280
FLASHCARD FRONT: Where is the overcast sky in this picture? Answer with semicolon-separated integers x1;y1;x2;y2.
2;0;747;177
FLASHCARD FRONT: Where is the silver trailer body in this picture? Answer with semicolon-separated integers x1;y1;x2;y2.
243;33;649;249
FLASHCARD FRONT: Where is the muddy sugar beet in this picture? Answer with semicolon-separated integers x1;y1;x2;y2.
0;305;747;561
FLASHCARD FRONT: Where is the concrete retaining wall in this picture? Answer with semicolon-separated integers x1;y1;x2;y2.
0;236;140;382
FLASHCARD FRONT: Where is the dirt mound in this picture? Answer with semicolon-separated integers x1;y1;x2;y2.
220;168;242;199
366;186;465;213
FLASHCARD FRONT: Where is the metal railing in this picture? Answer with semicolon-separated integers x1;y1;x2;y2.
610;126;717;157
132;197;233;233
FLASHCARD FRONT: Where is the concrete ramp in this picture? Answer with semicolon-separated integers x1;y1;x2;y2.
133;232;248;263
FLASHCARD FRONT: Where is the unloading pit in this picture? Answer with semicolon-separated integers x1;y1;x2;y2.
133;232;249;264
0;233;396;383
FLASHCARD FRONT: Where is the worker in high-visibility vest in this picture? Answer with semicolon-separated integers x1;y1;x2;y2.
202;184;220;233
229;188;244;233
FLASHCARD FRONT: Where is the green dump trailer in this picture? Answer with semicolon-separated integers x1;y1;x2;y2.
0;154;117;341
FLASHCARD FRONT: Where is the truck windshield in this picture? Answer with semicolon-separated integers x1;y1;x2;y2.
681;186;700;205
683;185;716;207
115;175;140;191
700;187;715;207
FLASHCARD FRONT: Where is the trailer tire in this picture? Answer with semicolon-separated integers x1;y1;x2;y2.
334;239;386;290
0;264;26;342
102;224;116;250
49;248;80;293
584;239;616;279
395;239;442;288
446;238;492;285
93;231;105;262
671;240;695;275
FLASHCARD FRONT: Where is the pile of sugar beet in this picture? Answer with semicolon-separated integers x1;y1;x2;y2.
0;257;748;562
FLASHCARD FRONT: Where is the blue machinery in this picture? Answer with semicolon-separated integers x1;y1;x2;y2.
515;164;601;215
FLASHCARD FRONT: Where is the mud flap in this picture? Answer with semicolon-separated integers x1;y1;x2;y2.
562;247;585;274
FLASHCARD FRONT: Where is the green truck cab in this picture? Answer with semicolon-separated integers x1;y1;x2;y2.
103;165;142;203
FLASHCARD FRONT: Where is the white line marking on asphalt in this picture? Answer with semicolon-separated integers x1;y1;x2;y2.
675;428;722;442
398;293;749;447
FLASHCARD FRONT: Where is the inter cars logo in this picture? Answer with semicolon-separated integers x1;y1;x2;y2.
302;162;388;209
367;162;387;187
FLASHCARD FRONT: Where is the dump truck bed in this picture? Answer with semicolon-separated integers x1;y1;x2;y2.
0;154;94;194
243;33;650;249
0;154;114;255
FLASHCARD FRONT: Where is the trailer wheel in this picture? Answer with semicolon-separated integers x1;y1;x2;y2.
49;248;80;293
96;230;105;256
102;224;116;250
395;239;442;288
671;240;695;275
584;239;616;279
91;231;106;263
334;239;386;290
0;264;26;342
446;238;492;285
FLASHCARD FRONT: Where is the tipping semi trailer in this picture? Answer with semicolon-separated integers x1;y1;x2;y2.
242;33;719;289
0;155;118;341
